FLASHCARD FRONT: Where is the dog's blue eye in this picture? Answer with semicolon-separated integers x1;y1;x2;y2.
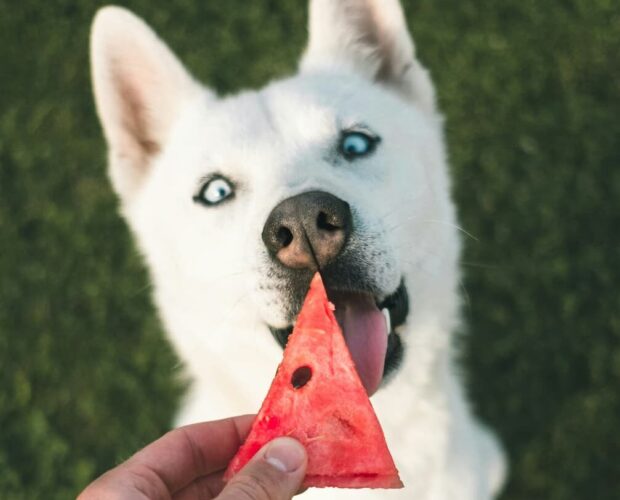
340;131;379;159
195;176;234;206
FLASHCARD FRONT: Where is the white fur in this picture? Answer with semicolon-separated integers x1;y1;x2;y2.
91;2;506;499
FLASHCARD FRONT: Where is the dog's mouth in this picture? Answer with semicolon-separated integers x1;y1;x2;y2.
269;280;408;396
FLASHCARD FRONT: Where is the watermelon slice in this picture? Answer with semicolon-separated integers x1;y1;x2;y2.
224;273;403;489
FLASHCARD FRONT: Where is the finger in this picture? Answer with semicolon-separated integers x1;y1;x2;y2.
218;437;307;500
130;415;255;492
173;471;225;500
78;415;255;499
173;473;309;500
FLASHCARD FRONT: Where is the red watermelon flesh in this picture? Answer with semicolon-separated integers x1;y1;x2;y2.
224;273;403;489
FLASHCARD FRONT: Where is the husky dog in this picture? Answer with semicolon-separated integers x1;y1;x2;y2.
90;1;506;498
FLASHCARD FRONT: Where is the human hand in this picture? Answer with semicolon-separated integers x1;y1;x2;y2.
78;414;307;499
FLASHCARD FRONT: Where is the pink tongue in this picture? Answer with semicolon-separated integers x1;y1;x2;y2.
332;293;388;396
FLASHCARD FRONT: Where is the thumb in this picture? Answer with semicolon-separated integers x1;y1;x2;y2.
218;437;307;500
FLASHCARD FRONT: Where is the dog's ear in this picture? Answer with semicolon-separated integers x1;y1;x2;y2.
90;6;202;203
300;0;435;113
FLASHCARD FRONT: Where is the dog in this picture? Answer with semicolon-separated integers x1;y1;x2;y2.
90;1;506;498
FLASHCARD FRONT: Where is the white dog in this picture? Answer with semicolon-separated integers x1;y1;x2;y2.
90;1;506;498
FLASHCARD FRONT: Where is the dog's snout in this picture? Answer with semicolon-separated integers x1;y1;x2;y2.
262;191;352;269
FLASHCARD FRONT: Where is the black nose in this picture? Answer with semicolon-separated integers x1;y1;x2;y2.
262;191;352;269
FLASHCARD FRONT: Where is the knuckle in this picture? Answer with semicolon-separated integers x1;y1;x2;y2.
126;465;169;500
77;464;167;500
227;466;283;500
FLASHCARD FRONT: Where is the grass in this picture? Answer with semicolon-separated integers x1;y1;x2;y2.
1;0;619;498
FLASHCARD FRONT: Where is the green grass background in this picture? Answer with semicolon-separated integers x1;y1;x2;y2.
1;0;618;498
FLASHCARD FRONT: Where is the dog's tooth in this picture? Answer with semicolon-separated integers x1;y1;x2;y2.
382;307;391;334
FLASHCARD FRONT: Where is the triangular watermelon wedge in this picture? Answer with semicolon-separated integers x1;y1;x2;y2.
224;273;403;489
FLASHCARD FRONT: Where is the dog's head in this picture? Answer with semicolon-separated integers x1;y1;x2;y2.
91;0;459;397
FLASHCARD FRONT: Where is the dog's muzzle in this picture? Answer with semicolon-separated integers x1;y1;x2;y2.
269;280;408;395
262;190;407;395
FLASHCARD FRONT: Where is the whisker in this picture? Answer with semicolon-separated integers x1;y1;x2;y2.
224;289;254;319
424;218;479;242
132;280;154;296
457;276;471;310
376;188;429;224
460;260;501;270
377;205;402;223
402;255;472;312
382;215;479;243
202;269;250;288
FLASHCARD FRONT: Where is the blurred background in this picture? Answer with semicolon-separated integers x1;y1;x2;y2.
1;0;618;498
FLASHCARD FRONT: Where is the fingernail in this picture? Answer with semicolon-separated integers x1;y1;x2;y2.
264;437;305;473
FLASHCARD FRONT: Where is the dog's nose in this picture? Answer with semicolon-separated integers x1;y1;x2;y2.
262;191;352;269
